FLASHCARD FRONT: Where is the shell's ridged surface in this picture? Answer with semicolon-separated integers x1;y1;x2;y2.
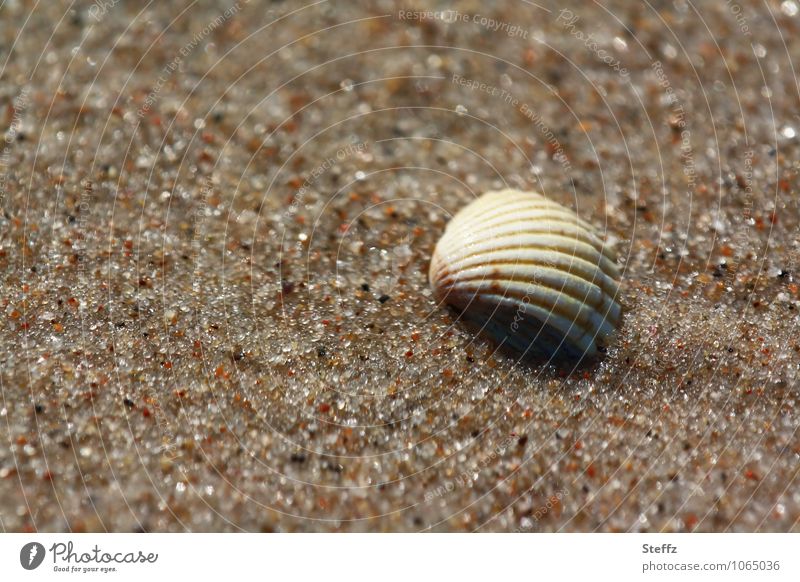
429;189;622;360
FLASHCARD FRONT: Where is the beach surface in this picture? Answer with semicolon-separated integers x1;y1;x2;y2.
0;0;798;532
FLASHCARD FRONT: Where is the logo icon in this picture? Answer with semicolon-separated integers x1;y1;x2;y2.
20;542;46;570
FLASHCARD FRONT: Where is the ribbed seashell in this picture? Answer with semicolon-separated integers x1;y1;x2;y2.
429;189;621;360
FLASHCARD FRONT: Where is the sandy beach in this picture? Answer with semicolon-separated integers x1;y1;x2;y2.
0;0;798;532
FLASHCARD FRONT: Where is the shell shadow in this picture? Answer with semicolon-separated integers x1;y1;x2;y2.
451;304;618;375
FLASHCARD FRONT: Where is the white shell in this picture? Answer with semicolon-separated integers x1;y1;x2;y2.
429;189;621;360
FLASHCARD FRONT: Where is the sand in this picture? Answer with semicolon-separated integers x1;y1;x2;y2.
0;0;798;532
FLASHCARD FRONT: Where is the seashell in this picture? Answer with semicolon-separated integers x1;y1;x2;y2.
429;189;621;360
